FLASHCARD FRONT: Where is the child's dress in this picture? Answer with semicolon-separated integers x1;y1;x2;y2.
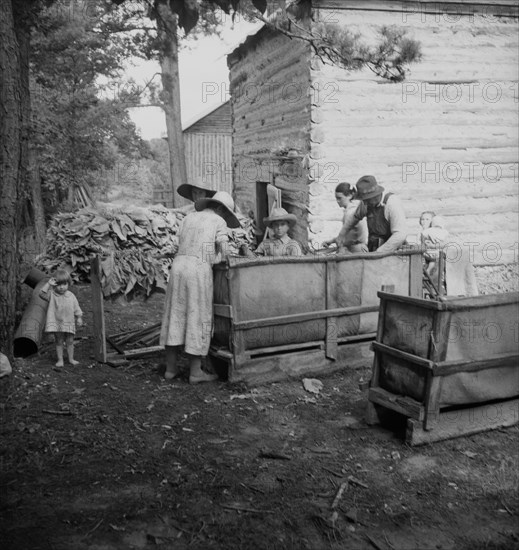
160;209;228;356
44;290;82;334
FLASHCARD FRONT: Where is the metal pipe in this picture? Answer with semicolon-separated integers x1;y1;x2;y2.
14;270;49;358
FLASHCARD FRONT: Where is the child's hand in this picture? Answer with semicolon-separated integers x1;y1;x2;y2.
76;318;84;328
49;277;57;286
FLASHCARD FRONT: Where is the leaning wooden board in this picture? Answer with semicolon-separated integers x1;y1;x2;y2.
210;250;423;384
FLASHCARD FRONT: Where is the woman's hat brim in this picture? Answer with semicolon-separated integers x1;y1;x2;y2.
195;198;241;229
177;183;217;201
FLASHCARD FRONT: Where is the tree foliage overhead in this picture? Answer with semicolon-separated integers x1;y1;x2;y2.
111;0;269;33
30;0;150;213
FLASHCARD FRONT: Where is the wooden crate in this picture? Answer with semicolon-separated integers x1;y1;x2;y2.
367;291;519;445
209;250;423;385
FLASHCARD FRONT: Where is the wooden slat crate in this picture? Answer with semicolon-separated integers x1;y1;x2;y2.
209;250;423;385
366;291;519;445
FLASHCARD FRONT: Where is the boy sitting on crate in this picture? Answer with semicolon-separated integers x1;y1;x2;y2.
241;208;303;258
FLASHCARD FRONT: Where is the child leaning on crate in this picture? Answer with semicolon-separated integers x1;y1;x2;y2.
39;269;83;367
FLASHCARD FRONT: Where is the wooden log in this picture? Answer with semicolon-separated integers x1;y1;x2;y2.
230;340;372;385
122;345;164;359
338;332;376;344
371;342;434;370
106;336;124;354
227;249;423;269
234;305;380;331
248;340;324;358
368;387;425;421
105;353;129;367
423;376;443;430
214;304;233;318
433;352;519;376
114;322;161;346
406;398;519;446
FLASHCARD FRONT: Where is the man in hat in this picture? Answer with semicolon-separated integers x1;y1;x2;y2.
336;175;407;253
242;207;303;257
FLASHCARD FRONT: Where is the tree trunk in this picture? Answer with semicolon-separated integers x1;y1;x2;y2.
15;1;44;267
157;2;187;208
30;152;47;255
0;0;23;358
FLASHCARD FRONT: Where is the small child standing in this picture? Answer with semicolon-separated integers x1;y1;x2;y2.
40;269;83;367
421;215;449;250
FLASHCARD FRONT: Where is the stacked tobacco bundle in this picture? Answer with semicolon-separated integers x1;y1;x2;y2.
36;205;256;299
36;205;180;299
228;211;256;255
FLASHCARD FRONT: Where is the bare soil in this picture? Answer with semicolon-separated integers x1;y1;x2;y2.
1;285;518;550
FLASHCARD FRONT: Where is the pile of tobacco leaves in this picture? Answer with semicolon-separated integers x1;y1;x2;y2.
36;205;256;299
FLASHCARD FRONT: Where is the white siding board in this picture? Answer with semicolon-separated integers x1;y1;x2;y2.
308;7;518;254
184;133;232;195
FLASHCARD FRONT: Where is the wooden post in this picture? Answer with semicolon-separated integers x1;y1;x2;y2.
409;252;423;298
90;256;107;362
325;261;338;360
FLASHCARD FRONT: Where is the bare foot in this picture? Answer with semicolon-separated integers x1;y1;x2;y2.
189;371;218;384
69;359;79;366
164;369;180;380
55;361;64;367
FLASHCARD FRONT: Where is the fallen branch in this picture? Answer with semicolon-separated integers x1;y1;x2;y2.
366;533;385;550
348;475;368;489
258;450;291;460
322;466;344;478
84;518;103;537
331;481;348;509
221;504;275;514
42;409;73;416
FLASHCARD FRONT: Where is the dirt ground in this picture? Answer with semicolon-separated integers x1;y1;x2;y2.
1;284;518;550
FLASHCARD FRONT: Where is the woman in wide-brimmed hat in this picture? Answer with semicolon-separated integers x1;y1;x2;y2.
242;207;303;258
160;191;240;384
171;177;217;214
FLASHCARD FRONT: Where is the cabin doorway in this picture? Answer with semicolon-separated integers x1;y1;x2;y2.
255;182;282;242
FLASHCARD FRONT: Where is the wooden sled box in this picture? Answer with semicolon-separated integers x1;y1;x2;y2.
367;291;519;445
209;250;423;385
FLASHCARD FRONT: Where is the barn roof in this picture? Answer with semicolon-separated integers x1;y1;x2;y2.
182;100;231;133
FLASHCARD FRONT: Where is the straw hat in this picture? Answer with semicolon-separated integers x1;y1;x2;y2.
177;177;217;201
263;207;297;227
195;191;241;229
355;175;385;201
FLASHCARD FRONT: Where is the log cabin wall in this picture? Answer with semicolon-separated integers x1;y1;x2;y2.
228;27;312;246
310;0;518;263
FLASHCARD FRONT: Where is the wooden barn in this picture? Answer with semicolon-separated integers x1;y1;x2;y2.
227;0;518;262
154;100;232;206
183;100;232;194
